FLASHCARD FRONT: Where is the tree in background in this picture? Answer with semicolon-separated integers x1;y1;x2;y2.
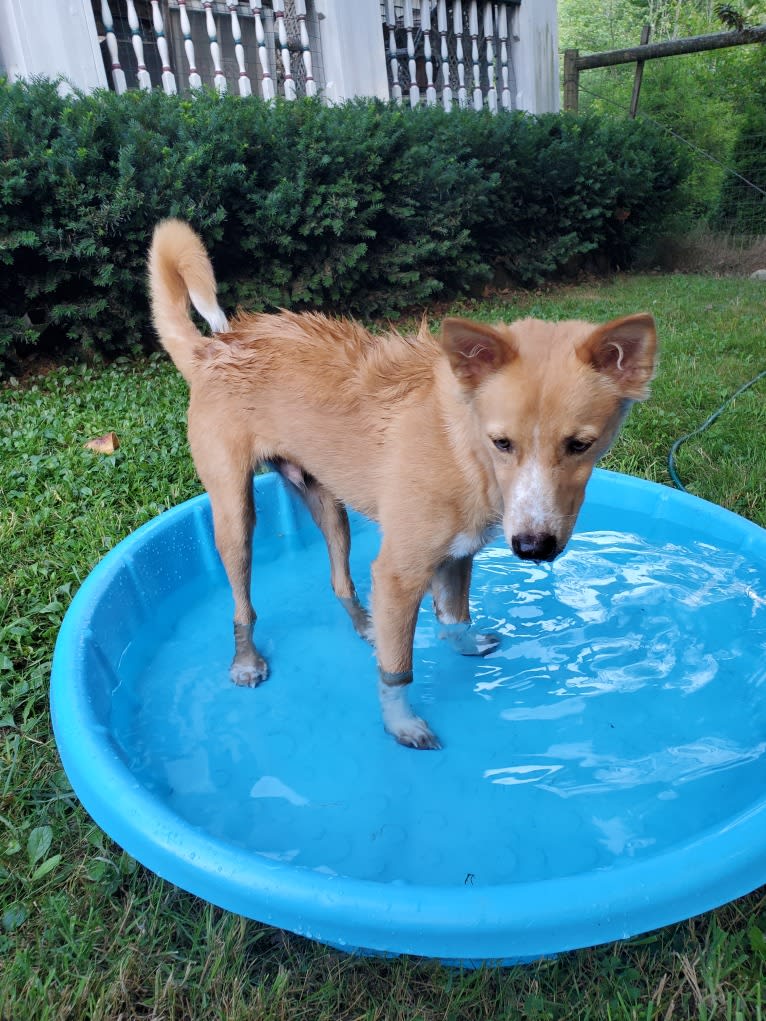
559;0;766;225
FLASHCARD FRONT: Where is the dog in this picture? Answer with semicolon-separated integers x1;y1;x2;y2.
148;219;657;750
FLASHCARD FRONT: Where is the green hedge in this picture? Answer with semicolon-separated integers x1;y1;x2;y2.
0;79;689;368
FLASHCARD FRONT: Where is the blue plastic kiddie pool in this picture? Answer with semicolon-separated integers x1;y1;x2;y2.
51;469;766;964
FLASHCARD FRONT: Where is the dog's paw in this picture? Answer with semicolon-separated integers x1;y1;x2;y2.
229;656;269;687
467;631;501;657
389;716;442;751
352;608;375;646
340;596;375;646
441;624;501;657
379;677;441;749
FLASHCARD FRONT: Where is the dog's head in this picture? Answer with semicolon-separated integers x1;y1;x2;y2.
441;313;658;562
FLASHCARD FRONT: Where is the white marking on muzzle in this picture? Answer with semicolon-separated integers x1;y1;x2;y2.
504;456;557;540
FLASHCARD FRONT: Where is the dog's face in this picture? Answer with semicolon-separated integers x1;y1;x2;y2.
441;314;657;561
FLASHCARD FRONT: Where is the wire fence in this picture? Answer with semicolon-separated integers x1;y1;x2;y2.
575;59;766;273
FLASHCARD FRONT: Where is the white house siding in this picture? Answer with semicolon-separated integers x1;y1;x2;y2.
0;0;108;93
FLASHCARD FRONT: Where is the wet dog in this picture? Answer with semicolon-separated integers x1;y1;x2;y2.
148;219;657;749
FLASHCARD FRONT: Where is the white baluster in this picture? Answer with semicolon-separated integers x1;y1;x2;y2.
150;1;177;94
126;0;151;89
453;0;467;108
404;0;419;108
385;1;402;104
295;0;316;97
483;1;496;114
421;0;436;106
468;0;481;110
249;1;275;100
437;0;451;112
497;3;511;111
177;0;202;90
511;3;522;110
227;0;252;96
273;0;295;100
100;1;127;94
203;1;227;93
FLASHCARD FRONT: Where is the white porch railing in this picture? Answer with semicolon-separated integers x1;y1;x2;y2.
382;1;519;112
0;0;557;114
95;0;324;99
93;0;519;110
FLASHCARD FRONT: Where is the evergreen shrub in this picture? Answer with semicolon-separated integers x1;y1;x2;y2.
0;79;689;368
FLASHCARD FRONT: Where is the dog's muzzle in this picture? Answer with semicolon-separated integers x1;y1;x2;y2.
511;532;559;563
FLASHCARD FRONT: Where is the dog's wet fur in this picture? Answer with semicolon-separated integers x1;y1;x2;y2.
148;219;658;749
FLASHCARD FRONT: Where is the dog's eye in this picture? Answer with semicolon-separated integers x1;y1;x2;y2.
492;437;514;453
566;437;593;455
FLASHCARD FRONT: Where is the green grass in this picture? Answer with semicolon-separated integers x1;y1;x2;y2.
1;273;765;1020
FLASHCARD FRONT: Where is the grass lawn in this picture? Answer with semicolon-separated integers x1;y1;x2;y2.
1;273;765;1019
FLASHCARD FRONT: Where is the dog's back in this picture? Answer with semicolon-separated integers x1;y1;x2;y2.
147;220;449;519
148;220;436;404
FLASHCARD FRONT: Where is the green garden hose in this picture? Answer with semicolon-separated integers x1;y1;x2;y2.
667;369;766;491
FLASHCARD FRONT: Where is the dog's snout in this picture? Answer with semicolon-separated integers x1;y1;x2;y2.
511;532;558;563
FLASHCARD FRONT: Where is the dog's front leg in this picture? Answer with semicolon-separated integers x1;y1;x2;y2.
372;552;440;750
432;556;501;657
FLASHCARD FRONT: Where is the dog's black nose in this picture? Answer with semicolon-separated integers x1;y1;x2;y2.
511;532;558;562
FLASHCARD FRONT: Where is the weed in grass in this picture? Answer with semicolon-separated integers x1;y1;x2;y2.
0;275;764;1019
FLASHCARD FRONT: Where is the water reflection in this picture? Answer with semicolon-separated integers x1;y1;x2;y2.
484;736;766;799
471;531;765;703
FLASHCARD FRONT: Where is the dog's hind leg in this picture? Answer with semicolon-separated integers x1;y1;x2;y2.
192;431;268;687
212;483;269;686
431;556;500;657
273;462;372;642
372;548;440;750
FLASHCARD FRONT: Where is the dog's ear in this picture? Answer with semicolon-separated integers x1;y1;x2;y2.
577;313;657;400
441;318;514;387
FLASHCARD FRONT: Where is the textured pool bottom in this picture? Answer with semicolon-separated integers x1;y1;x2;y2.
51;470;766;963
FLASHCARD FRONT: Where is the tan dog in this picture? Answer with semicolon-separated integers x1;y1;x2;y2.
148;220;657;750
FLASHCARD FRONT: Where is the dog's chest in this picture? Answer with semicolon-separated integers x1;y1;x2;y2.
448;523;502;559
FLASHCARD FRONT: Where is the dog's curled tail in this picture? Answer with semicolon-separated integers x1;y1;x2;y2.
148;219;228;382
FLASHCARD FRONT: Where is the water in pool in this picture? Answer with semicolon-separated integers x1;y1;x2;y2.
109;508;766;888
